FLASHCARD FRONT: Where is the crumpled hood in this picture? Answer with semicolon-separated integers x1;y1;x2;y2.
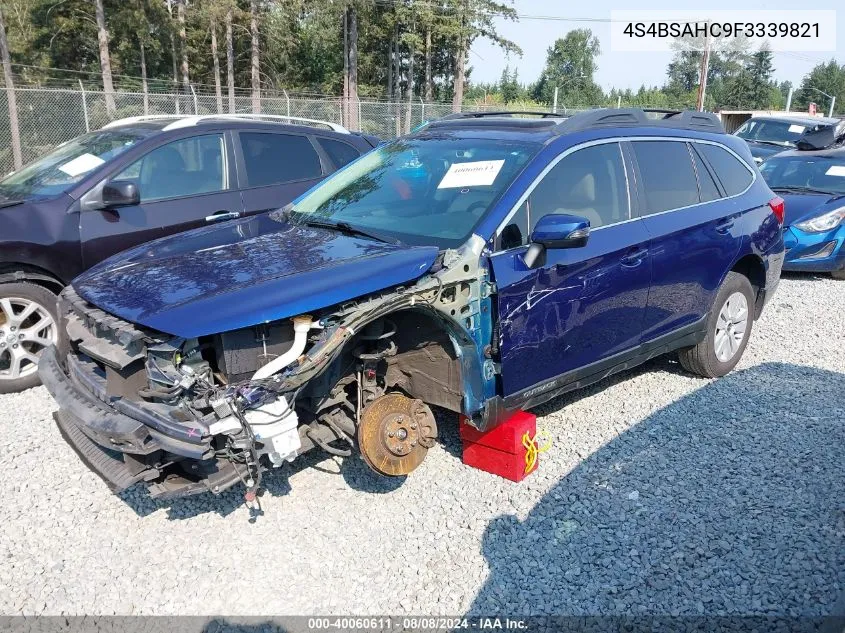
73;213;438;338
780;192;845;227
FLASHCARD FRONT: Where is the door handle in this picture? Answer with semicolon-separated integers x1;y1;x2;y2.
715;213;741;234
205;210;241;223
715;219;734;234
620;246;648;268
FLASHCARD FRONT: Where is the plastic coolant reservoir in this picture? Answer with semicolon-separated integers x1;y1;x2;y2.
244;398;301;465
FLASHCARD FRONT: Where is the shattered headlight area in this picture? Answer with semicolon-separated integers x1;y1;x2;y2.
49;239;492;502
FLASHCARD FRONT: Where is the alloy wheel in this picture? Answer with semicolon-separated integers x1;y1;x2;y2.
0;297;57;382
714;291;748;363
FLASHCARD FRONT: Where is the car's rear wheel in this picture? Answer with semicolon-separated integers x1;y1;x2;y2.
678;272;754;379
0;283;59;394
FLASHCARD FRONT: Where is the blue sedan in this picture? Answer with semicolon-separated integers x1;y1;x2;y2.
760;147;845;279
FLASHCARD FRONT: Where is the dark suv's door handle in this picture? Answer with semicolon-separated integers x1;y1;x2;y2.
620;246;648;268
715;218;735;234
205;210;241;223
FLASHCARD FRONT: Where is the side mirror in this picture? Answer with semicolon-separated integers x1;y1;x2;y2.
102;181;140;208
523;213;590;269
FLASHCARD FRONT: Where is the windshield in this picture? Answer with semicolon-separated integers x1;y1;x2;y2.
760;154;845;195
287;136;540;248
0;129;151;200
734;119;812;146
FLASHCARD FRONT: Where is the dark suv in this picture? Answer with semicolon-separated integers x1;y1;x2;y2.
0;115;378;392
734;114;845;163
40;109;785;501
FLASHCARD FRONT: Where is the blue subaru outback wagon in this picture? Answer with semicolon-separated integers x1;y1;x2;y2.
40;108;785;499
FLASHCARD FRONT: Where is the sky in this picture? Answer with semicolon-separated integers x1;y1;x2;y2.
470;0;845;97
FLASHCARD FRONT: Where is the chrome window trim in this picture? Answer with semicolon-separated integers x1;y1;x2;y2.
493;135;757;251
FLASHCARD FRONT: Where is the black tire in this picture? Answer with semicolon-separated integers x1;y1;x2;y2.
832;268;845;280
0;282;59;394
678;272;755;379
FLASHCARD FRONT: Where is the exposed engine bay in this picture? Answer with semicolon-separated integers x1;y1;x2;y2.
46;236;496;500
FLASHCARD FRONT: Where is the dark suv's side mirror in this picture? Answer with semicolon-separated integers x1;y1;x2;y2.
102;181;140;208
523;213;591;269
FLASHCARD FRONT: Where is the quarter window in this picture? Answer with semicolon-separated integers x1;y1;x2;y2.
501;199;530;250
631;140;699;214
316;137;361;169
690;145;721;202
500;142;628;249
240;132;322;187
113;134;226;202
697;143;753;196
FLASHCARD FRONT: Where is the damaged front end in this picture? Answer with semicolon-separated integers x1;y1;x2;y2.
40;236;496;500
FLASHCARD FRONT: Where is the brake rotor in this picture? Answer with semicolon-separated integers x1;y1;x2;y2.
357;392;437;476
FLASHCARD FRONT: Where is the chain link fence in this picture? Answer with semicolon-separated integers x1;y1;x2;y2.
0;84;590;175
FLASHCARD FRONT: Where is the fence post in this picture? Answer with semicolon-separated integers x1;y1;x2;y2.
0;15;22;170
419;97;424;125
78;80;90;132
190;84;198;114
283;88;290;118
357;97;362;132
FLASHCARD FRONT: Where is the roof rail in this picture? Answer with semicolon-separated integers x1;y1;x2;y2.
441;110;566;120
101;115;179;128
554;108;724;134
102;114;349;134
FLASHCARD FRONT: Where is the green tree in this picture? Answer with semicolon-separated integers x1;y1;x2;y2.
109;2;170;84
721;69;752;109
666;50;703;94
794;59;845;115
664;37;753;109
442;0;521;111
499;65;521;103
746;48;775;109
532;29;603;107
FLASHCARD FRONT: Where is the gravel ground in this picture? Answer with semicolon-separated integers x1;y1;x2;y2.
0;274;843;618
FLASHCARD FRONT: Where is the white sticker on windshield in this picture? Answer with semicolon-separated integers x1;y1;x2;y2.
58;153;105;177
787;124;806;134
437;160;505;189
825;165;845;177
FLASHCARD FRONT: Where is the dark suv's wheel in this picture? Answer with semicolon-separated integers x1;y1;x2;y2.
0;283;59;394
678;272;754;379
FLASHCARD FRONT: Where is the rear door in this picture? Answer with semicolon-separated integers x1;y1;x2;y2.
235;131;327;216
631;139;748;342
79;132;242;268
490;141;652;396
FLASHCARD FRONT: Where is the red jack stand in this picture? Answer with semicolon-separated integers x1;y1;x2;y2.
460;411;538;482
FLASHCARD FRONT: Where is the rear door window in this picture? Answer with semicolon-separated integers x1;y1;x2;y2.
697;143;753;196
631;141;699;215
316;137;361;169
239;132;323;188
